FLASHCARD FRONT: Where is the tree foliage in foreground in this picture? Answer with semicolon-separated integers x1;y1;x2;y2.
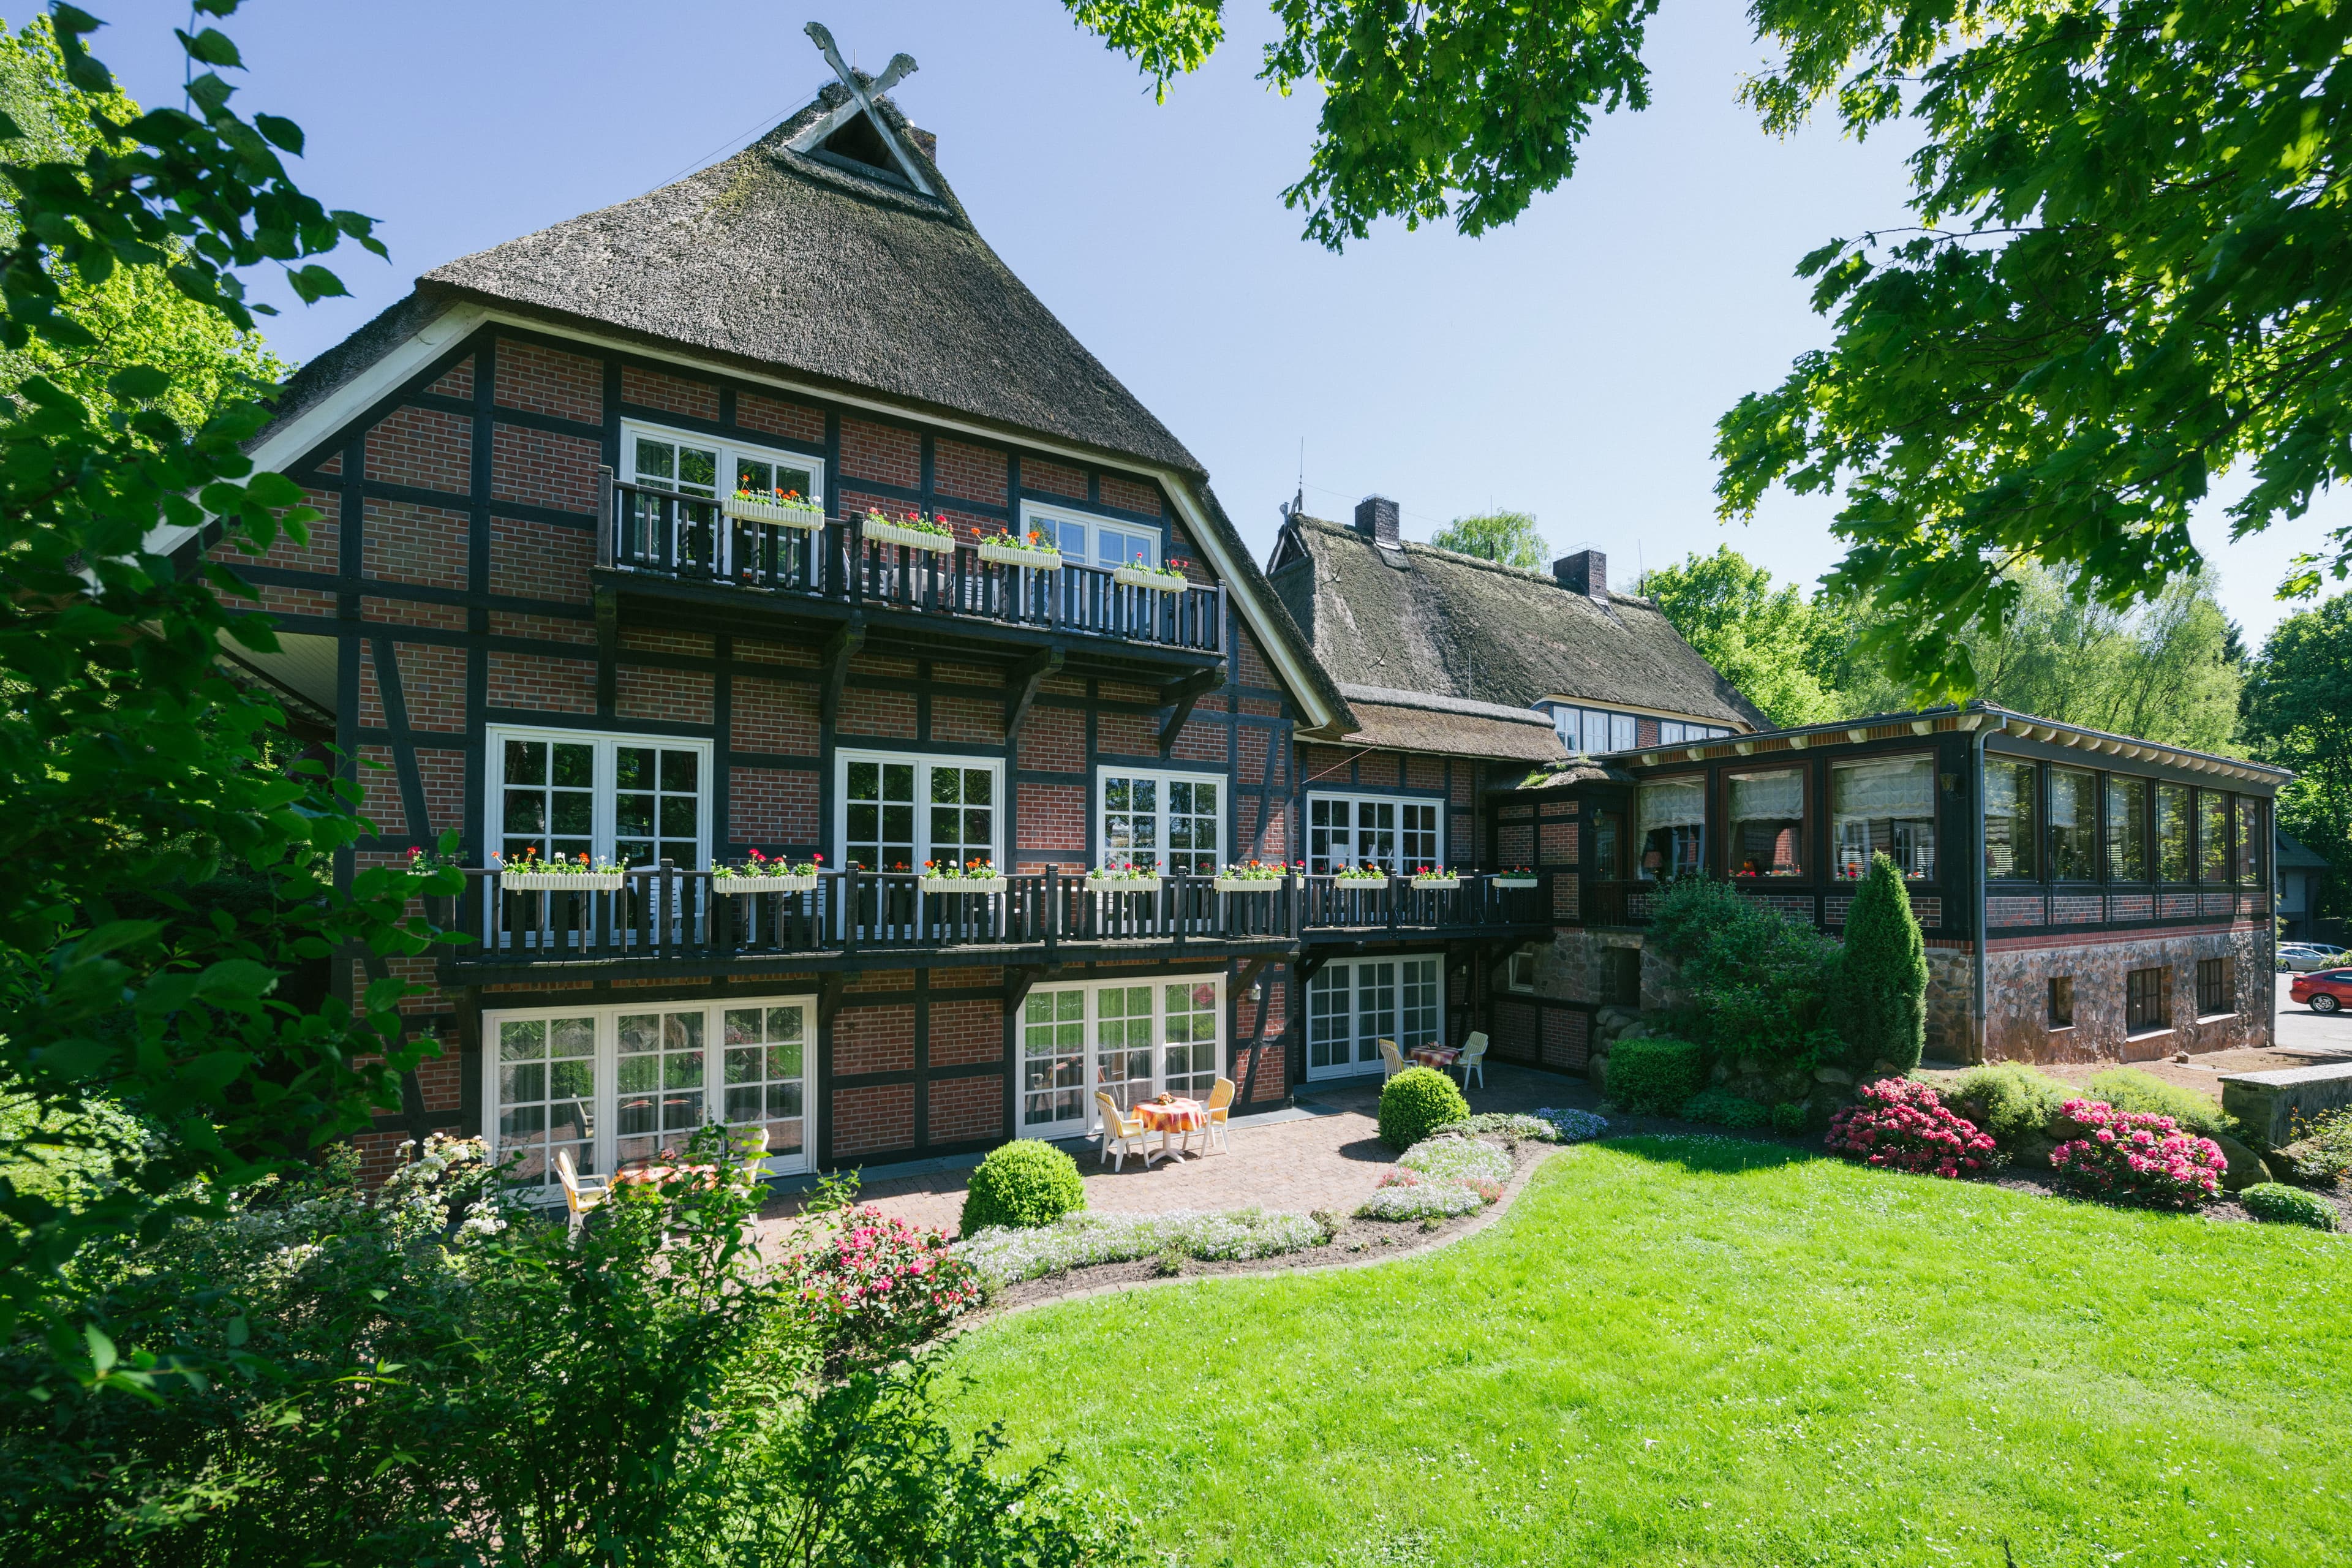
1429;508;1545;571
1070;0;2352;699
2246;595;2352;922
0;0;442;1401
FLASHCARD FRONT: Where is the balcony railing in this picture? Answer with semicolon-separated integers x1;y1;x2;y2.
435;866;1550;977
605;482;1225;655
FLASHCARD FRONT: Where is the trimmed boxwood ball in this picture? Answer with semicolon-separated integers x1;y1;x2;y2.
1379;1067;1471;1151
2240;1182;2337;1231
960;1139;1087;1235
1605;1036;1709;1117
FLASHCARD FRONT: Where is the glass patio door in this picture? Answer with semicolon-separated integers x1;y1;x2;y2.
1020;988;1089;1136
1095;984;1156;1116
1304;957;1444;1080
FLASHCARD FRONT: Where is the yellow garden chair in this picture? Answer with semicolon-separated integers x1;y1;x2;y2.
1095;1092;1150;1172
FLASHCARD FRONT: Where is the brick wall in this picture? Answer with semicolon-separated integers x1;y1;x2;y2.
617;666;714;726
1017;783;1086;859
366;407;471;494
737;390;824;443
839;686;916;739
363;499;469;590
933;693;1005;747
492;425;601;513
929;999;1003;1068
620;364;720;421
488;650;596;715
489;516;593;602
1018;705;1084;772
495;339;601;423
731;674;821;755
1024;458;1086;499
832;1083;914;1157
928;1077;1002;1145
835;1006;914;1075
933;439;1008;506
1098;473;1160;515
729;767;820;844
841;417;919;488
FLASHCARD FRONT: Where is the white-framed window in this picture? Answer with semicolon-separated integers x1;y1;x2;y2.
1019;499;1159;572
624;420;824;510
1507;948;1537;993
487;993;815;1187
835;751;1003;873
1306;792;1441;875
1306;955;1443;1079
1098;767;1223;873
1017;974;1225;1134
489;726;711;870
1555;707;1644;755
1832;754;1937;880
1659;720;1730;745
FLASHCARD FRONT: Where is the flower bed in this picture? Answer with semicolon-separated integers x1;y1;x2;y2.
1441;1112;1573;1145
1356;1174;1486;1221
2049;1098;2225;1208
955;1208;1325;1285
1399;1134;1513;1187
1535;1107;1611;1143
1823;1078;1996;1178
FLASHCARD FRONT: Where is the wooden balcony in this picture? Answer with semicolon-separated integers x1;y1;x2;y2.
598;481;1226;665
433;867;1555;984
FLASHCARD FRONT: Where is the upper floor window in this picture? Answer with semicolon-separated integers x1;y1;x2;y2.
2157;782;2192;880
1020;500;1158;571
1834;756;1936;880
1307;793;1439;875
2198;790;2230;882
1727;768;1803;877
491;728;709;870
1099;768;1222;873
1553;707;1642;756
1985;758;2037;880
1658;720;1730;745
2105;776;2150;881
625;421;824;509
837;752;1000;874
1636;777;1705;880
2046;766;2100;881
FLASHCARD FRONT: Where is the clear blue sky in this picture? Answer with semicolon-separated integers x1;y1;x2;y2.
84;0;2337;646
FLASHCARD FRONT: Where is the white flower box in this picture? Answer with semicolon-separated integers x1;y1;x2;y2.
715;875;818;894
1411;876;1461;891
1088;874;1164;894
1333;875;1390;891
1213;876;1281;894
1493;876;1539;889
862;518;956;554
723;494;826;530
502;870;627;893
979;540;1061;569
921;875;1006;895
1114;564;1188;592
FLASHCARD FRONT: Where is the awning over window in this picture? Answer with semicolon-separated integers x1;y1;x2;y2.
1638;777;1706;832
1728;769;1803;821
1832;757;1933;819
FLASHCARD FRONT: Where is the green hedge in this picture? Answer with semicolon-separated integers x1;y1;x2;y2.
2082;1068;2241;1143
2240;1183;2337;1231
1378;1067;1471;1151
1606;1037;1709;1117
1946;1062;2075;1151
1683;1088;1771;1129
960;1139;1087;1234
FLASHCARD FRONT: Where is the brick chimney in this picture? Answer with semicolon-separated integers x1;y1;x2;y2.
1354;494;1401;546
1554;548;1607;605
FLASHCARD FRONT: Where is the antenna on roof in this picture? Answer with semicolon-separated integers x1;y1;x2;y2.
802;21;932;194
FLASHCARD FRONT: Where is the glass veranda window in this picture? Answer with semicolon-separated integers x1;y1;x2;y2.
2046;766;2099;881
1637;778;1705;880
1985;759;2037;880
2199;791;2231;882
1833;757;1936;879
1727;769;1803;877
2105;776;2150;881
2157;783;2192;880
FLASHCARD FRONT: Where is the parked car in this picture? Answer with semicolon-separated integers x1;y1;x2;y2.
2289;968;2352;1014
2279;946;2339;973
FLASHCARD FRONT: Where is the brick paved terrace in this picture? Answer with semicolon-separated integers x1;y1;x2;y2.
755;1062;1588;1242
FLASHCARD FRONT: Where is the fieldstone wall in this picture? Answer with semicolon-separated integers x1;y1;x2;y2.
1923;943;1977;1063
1982;923;2269;1065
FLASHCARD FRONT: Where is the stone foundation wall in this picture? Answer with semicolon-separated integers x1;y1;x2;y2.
1924;943;1977;1063
1981;923;2269;1065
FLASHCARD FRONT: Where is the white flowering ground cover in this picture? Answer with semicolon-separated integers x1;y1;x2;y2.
1398;1135;1513;1186
1354;1176;1486;1221
955;1207;1325;1285
1534;1106;1610;1142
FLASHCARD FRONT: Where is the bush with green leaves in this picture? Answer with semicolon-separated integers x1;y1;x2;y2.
1645;876;1840;1073
1770;1101;1809;1135
1378;1066;1471;1150
2082;1068;2241;1144
2275;1107;2352;1185
1683;1088;1773;1129
1825;853;1928;1075
1945;1062;2076;1151
1605;1036;1709;1117
960;1138;1088;1234
2239;1183;2338;1232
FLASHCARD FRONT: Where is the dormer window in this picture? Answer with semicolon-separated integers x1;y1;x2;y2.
820;111;897;174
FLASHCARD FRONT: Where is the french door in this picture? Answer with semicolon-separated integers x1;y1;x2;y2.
1017;976;1224;1136
488;994;815;1188
1305;956;1443;1079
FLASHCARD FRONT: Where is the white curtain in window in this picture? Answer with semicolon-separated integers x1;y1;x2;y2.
1729;770;1803;820
1638;777;1706;831
1832;758;1933;817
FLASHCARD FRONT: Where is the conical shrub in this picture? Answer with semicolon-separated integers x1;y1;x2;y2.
1830;851;1928;1074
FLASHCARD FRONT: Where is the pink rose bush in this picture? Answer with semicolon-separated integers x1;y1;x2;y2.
2048;1098;2225;1208
1824;1078;1996;1178
783;1204;982;1366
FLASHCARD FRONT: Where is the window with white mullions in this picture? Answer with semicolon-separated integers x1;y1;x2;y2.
624;422;826;577
1305;956;1442;1078
1306;792;1441;874
615;1009;705;1167
1095;984;1156;1114
500;737;596;866
1161;980;1220;1100
721;1005;807;1162
496;1014;598;1181
488;729;712;873
1020;500;1158;570
1021;990;1088;1133
1017;976;1227;1133
836;753;1000;875
845;758;916;873
614;745;701;869
927;764;995;872
1099;768;1222;873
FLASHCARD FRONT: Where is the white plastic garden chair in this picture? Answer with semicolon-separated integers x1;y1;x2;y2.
554;1147;608;1235
1200;1077;1235;1154
1378;1038;1408;1082
1457;1031;1489;1090
1095;1092;1150;1172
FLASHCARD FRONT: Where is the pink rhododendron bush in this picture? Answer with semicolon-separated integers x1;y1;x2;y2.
2048;1098;2226;1208
783;1195;983;1367
1824;1078;1996;1177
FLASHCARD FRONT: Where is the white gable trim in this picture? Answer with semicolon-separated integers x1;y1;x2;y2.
157;303;1344;735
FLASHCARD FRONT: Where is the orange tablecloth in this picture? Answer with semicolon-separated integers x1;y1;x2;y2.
1133;1099;1207;1133
1410;1046;1461;1069
611;1162;718;1188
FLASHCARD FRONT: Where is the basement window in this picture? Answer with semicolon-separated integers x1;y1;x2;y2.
2048;975;2074;1030
2125;966;2171;1035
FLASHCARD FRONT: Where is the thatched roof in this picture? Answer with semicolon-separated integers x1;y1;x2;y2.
1336;684;1566;763
1267;516;1765;728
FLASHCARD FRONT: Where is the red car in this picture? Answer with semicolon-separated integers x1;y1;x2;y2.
2290;968;2352;1014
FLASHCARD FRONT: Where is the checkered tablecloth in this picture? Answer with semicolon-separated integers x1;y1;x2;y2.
1133;1099;1207;1133
1409;1046;1461;1069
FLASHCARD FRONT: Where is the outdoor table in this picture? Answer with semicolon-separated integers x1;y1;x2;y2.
1409;1045;1461;1071
1131;1098;1208;1165
611;1162;720;1190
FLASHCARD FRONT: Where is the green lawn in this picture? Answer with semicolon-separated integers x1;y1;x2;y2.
940;1137;2351;1567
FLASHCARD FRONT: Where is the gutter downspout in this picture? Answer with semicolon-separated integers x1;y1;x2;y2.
1972;712;1991;1065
